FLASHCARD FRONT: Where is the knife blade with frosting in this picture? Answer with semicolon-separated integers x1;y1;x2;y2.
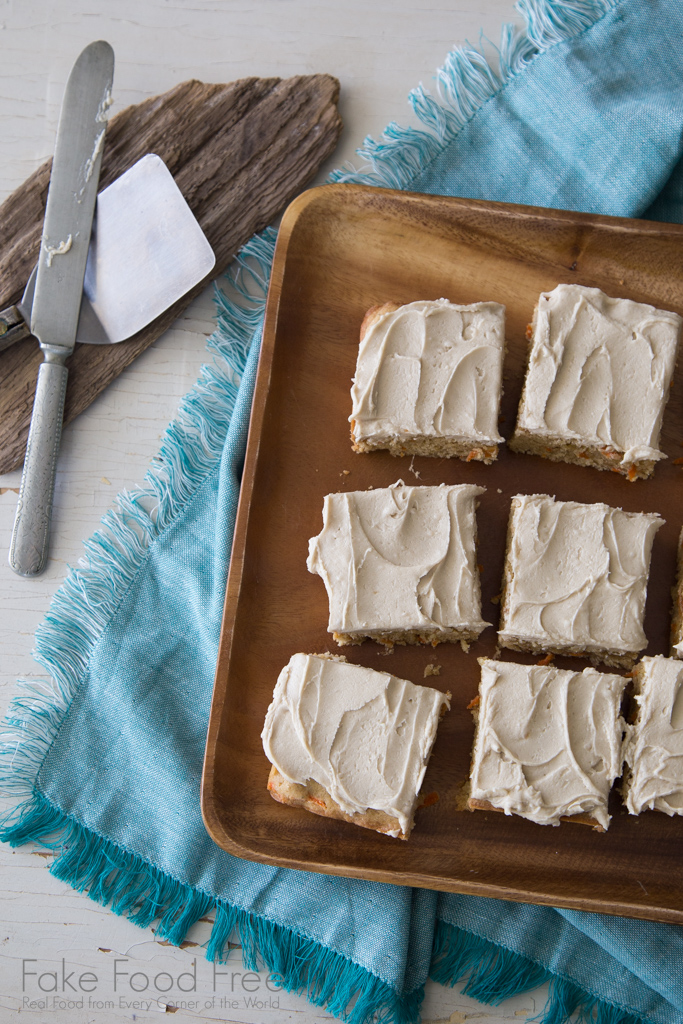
9;41;115;577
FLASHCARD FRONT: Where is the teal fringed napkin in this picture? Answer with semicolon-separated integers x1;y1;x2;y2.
4;2;683;1023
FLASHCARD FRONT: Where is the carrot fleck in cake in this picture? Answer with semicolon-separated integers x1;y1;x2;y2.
261;653;450;839
468;658;627;831
509;284;681;480
498;494;663;668
622;656;683;817
349;298;505;463
307;480;490;646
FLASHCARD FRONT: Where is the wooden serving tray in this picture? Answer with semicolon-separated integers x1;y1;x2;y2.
202;184;683;924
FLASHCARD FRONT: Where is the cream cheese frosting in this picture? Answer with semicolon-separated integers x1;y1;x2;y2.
623;656;683;816
499;494;663;657
515;284;681;466
307;481;490;637
470;659;627;829
261;654;450;836
350;298;505;444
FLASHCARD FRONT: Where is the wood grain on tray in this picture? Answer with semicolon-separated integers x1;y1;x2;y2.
201;184;683;924
0;75;342;474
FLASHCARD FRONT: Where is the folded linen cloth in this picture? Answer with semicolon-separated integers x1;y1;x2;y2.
3;2;683;1023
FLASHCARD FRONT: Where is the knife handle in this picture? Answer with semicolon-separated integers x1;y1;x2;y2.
9;354;69;577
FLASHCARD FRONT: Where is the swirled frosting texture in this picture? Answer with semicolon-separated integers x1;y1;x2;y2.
350;299;505;443
515;284;681;465
307;481;489;635
499;494;662;656
623;656;683;816
261;654;450;836
470;659;626;828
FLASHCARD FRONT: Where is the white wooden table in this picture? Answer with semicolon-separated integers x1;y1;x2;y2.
0;3;552;1020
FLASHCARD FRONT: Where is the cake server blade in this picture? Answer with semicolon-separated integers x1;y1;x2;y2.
0;153;215;350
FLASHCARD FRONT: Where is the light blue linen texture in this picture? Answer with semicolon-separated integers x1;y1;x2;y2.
12;0;683;1020
412;0;683;217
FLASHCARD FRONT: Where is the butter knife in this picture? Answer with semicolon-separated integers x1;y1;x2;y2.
9;41;115;577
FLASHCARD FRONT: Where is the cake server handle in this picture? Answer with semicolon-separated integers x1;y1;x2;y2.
0;304;31;350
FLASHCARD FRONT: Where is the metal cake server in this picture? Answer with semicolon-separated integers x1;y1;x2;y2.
0;152;215;350
9;41;115;577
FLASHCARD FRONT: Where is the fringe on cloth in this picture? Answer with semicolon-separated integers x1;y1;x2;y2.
1;2;641;1024
330;0;619;190
431;921;647;1024
0;225;276;800
0;792;422;1024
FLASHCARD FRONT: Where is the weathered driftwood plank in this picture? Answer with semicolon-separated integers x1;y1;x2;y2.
0;75;342;473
